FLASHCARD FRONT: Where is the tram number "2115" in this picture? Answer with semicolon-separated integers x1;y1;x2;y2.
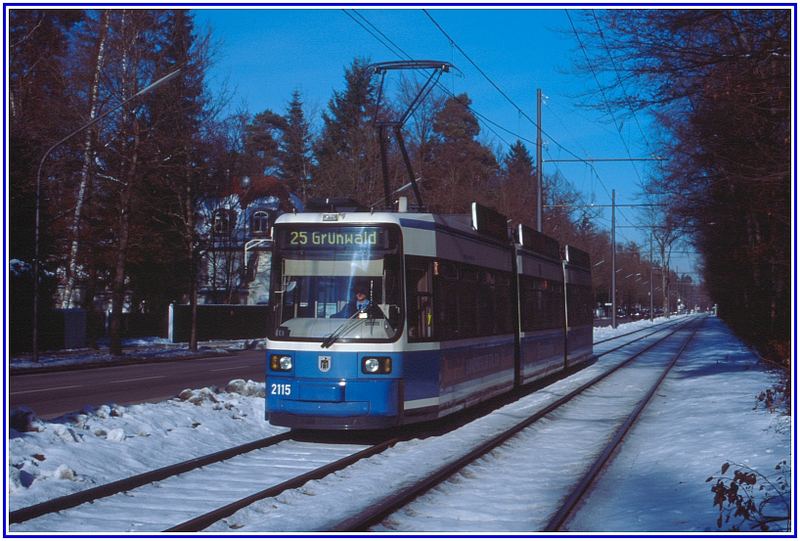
270;383;292;396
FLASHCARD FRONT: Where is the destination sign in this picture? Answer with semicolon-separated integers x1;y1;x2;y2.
277;227;392;250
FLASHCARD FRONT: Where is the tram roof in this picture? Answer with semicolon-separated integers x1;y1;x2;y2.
274;211;476;235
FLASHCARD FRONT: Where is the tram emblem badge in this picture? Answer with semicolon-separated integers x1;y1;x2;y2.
318;355;332;373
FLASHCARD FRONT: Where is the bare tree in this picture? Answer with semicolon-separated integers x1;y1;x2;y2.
61;10;110;309
576;9;790;360
643;196;683;316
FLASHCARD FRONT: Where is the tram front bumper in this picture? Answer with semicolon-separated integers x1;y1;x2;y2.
266;377;401;429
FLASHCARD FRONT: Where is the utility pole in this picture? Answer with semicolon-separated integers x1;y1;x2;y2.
536;88;543;232
649;233;654;322
611;189;617;329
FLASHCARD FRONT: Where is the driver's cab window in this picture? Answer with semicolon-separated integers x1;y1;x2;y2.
280;276;384;320
270;225;403;342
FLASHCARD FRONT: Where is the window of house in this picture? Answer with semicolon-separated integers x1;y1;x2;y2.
251;210;270;236
212;209;235;236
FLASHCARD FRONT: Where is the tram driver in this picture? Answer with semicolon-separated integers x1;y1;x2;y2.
332;283;382;319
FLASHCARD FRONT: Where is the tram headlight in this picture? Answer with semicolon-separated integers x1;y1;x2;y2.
270;354;293;371
363;358;380;373
362;356;392;374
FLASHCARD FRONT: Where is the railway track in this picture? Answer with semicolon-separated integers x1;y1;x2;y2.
592;314;687;347
11;435;397;532
546;317;704;531
10;315;695;532
332;316;705;531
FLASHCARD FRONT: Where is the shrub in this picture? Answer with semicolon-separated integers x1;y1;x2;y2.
707;461;790;531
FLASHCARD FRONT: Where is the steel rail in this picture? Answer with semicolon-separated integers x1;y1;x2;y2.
165;437;399;532
546;315;707;531
591;316;691;360
9;431;293;524
592;315;687;346
330;317;699;531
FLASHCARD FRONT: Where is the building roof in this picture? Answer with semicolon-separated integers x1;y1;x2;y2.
235;175;294;210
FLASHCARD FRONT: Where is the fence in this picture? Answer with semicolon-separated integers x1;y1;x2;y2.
10;309;87;354
11;305;270;353
168;304;271;342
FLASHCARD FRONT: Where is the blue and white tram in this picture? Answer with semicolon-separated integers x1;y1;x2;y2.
265;203;592;430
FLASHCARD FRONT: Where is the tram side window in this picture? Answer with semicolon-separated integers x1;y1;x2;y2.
518;277;533;332
406;257;435;341
459;268;479;337
408;256;514;341
437;259;514;340
477;271;496;336
519;275;563;331
567;283;593;326
477;270;514;335
495;273;514;334
550;281;565;328
519;276;540;331
436;262;461;340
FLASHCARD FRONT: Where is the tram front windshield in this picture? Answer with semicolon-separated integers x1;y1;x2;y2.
269;225;403;342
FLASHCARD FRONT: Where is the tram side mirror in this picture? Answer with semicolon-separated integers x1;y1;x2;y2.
388;305;401;329
276;326;290;338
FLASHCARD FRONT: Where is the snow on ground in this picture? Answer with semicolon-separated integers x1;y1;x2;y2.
6;315;791;534
566;318;792;532
8;380;285;512
10;337;265;371
368;317;791;533
372;330;698;532
591;316;676;342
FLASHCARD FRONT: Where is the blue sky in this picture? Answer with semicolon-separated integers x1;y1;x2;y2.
192;7;698;276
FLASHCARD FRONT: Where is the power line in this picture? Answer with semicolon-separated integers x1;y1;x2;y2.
542;148;639;246
590;10;654;152
344;10;406;60
365;6;654;235
565;10;644;185
347;8;657;244
545;157;662;163
423;9;536;130
347;5;645;198
544;142;609;197
344;9;516;149
422;9;618;171
564;10;649;235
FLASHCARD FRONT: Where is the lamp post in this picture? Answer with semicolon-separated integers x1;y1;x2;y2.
32;68;181;362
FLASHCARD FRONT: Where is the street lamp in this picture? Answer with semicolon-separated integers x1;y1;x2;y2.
32;68;181;362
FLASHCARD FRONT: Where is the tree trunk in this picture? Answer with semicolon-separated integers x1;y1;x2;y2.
189;272;198;351
83;266;100;349
62;10;109;309
185;164;198;352
109;126;139;355
109;10;138;356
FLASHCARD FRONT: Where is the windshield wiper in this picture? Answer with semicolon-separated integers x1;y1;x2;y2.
320;311;363;349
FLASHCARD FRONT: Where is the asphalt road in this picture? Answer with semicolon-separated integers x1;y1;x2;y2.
9;350;266;420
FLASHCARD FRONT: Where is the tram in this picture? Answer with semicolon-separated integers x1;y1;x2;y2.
265;201;593;429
